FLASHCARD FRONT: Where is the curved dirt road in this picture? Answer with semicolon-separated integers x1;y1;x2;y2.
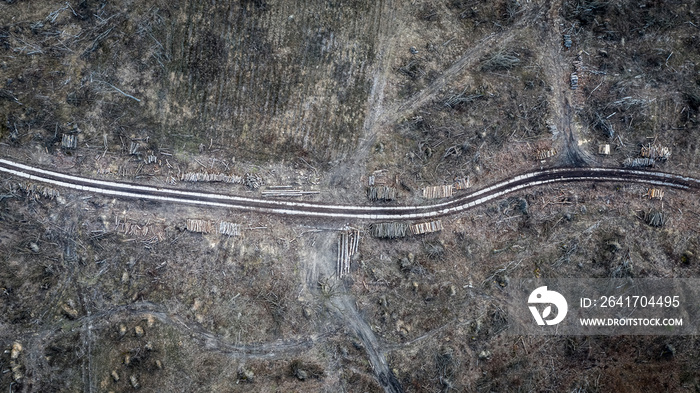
3;157;698;393
1;158;697;220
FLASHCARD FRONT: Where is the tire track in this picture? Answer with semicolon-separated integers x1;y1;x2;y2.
1;158;697;221
329;0;397;186
538;0;592;167
331;295;404;393
383;2;543;126
9;301;332;361
4;158;699;393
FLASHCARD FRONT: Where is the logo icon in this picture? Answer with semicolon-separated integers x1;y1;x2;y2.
528;286;568;326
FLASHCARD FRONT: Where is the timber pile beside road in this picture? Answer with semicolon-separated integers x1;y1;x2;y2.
0;159;698;221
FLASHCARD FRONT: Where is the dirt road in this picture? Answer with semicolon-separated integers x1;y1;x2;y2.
1;158;697;221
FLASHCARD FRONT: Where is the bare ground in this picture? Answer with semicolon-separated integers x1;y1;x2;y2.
2;0;700;392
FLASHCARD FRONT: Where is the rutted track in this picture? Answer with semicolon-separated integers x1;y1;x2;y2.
1;158;698;220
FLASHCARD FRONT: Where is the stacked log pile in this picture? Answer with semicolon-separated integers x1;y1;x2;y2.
185;219;215;234
367;170;399;201
563;34;572;49
640;144;671;161
261;186;320;198
370;222;408;239
535;148;557;161
453;177;470;190
186;219;241;237
337;227;359;277
368;186;397;201
218;221;241;236
422;185;453;199
244;173;264;189
13;182;60;199
61;134;77;149
129;141;140;155
409;220;443;235
570;73;579;89
180;172;243;184
646;188;664;200
115;220;166;241
623;157;655;168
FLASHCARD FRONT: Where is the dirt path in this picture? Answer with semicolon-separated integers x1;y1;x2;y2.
16;301;331;362
538;0;592;167
328;0;398;189
387;30;514;122
381;2;544;127
331;294;404;393
3;158;698;220
302;230;404;392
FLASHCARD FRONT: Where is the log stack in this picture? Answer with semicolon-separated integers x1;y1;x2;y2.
337;227;360;277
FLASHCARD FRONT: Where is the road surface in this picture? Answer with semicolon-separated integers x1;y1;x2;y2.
0;158;697;221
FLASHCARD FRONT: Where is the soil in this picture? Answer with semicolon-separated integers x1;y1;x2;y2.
2;1;700;392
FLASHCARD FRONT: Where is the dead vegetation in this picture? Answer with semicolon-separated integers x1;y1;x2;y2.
0;0;380;170
480;49;522;72
2;0;700;392
564;0;700;174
